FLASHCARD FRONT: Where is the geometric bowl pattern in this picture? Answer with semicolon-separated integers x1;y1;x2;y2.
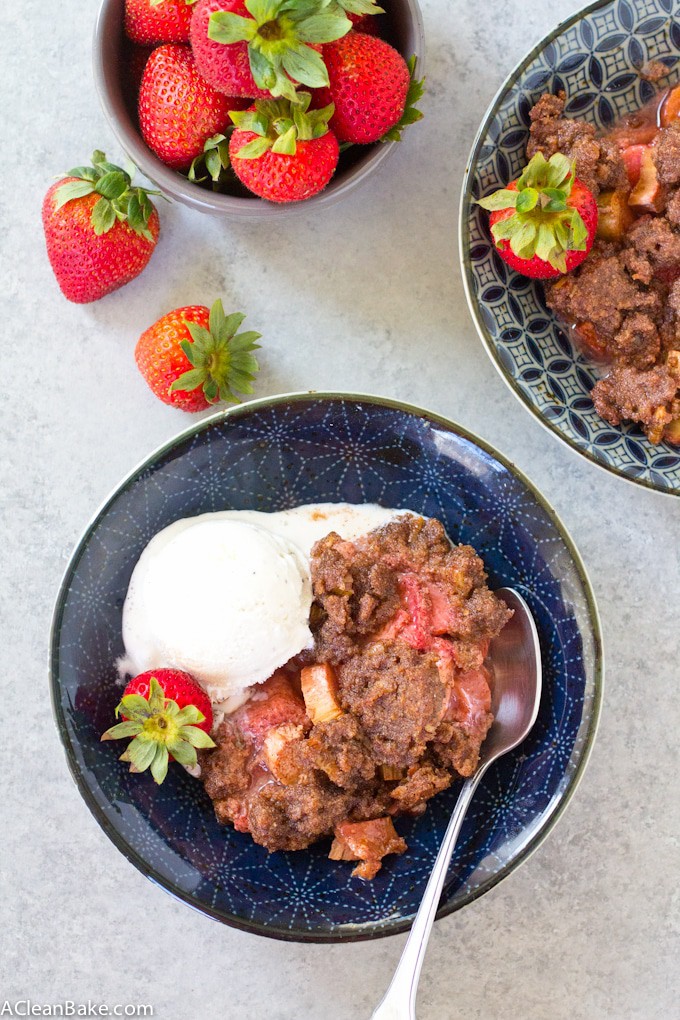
50;394;603;941
460;0;680;496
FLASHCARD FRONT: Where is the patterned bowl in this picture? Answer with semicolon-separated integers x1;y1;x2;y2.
50;393;602;942
460;0;680;496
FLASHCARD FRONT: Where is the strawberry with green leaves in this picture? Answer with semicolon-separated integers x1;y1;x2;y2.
102;671;215;785
229;91;338;201
42;151;160;304
190;0;351;102
138;44;247;170
135;298;261;411
125;0;198;45
476;152;598;279
315;31;421;144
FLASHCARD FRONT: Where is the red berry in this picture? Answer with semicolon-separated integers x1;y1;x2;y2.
316;32;410;144
190;0;270;98
138;44;243;170
123;669;213;734
125;0;194;45
134;299;261;411
229;125;339;203
42;161;159;304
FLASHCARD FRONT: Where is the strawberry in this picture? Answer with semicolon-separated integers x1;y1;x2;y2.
315;31;412;144
190;0;350;102
42;151;160;304
342;0;384;33
477;152;598;279
102;671;216;784
138;44;245;170
229;92;339;202
125;0;198;45
135;298;261;411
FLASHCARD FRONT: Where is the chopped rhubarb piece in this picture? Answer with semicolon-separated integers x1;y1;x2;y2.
237;672;308;749
660;85;680;127
380;764;405;781
572;320;611;362
446;666;492;732
597;189;635;241
628;148;665;214
330;817;407;879
620;144;650;187
300;663;343;724
395;573;431;650
263;723;304;785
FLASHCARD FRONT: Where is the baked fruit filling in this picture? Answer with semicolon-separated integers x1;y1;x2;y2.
527;88;680;444
200;516;511;878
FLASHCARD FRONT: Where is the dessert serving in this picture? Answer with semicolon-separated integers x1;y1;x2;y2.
478;81;680;447
103;503;512;879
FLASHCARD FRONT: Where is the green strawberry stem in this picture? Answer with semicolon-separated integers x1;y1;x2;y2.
188;133;234;186
54;151;163;241
476;152;588;273
230;92;334;158
171;299;261;403
101;677;215;785
381;55;424;143
208;0;352;103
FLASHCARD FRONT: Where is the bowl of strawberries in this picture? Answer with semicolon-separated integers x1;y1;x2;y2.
94;0;425;216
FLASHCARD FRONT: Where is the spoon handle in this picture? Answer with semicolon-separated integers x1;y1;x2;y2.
370;773;482;1020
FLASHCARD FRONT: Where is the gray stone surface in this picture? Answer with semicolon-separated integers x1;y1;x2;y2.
1;1;678;1018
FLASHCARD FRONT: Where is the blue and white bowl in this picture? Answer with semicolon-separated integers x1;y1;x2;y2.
460;0;680;496
50;394;602;941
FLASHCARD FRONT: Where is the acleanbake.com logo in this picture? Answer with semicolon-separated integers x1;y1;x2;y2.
0;1005;153;1017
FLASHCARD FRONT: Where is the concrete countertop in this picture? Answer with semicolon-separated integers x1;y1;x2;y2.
1;1;677;1017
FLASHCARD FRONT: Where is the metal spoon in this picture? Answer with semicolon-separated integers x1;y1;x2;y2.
371;588;542;1020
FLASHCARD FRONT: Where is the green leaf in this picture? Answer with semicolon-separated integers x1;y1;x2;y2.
166;737;198;766
175;704;204;726
516;188;538;213
204;379;220;403
54;179;95;209
121;734;157;772
569;209;588;250
281;43;329;88
476;189;519;211
91;196;117;235
230;330;262;350
271;124;298;154
117;692;154;720
337;0;384;13
248;44;278;91
296;12;351;43
541;187;568;212
101;720;143;741
171;368;207;393
208;10;258;43
66;166;99;183
182;726;217;749
235;135;273;159
545;153;573;188
220;311;246;337
95;171;129;200
509;220;537;255
149;745;169;785
535;222;556;263
185;322;215;350
205;149;223;181
147;677;165;714
246;0;282;21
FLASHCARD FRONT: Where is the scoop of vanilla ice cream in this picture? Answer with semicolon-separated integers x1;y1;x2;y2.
122;517;313;704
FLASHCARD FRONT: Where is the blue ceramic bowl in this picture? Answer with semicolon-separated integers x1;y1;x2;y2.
460;0;680;497
50;394;602;942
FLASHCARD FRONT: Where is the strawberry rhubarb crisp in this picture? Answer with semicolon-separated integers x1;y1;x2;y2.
199;514;511;879
105;505;511;879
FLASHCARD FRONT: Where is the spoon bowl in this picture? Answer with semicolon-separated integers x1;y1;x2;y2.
372;587;542;1020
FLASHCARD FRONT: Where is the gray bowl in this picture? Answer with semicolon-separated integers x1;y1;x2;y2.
93;0;425;218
